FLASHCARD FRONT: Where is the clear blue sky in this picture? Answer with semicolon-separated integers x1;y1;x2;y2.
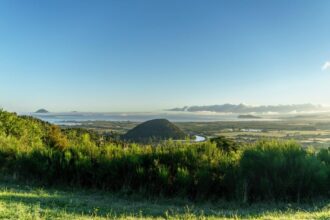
1;0;330;112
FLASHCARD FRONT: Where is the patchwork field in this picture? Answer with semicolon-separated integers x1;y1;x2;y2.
64;119;330;148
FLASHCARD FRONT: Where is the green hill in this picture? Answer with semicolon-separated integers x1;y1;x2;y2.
123;119;186;142
0;109;104;150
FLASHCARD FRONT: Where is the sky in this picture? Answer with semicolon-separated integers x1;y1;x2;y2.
0;0;330;112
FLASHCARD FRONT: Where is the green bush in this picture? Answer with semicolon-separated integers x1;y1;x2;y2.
240;140;328;202
210;136;239;152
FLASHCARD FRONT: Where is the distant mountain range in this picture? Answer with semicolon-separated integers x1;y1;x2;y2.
168;104;329;114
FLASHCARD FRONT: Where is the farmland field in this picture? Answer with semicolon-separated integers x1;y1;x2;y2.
62;118;330;148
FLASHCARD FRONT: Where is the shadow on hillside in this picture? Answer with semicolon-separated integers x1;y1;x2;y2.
0;185;329;219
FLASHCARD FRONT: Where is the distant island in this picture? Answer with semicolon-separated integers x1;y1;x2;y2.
35;109;49;113
238;114;262;119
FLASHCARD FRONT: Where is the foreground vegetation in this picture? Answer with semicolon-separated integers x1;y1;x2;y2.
0;182;329;219
1;109;329;203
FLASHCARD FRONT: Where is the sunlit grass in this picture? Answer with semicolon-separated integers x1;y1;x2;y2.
0;183;328;220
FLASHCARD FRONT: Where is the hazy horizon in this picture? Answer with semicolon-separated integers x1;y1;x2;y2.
1;0;330;112
3;102;330;114
9;103;330;114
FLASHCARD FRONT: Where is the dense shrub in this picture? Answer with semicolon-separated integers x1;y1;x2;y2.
0;139;328;201
240;141;328;202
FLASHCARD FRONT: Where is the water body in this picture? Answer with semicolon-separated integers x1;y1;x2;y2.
24;111;279;125
195;135;206;142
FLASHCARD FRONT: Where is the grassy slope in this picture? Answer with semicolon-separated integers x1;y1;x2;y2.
0;183;328;220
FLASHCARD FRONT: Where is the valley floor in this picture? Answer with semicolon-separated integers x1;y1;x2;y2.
0;183;329;220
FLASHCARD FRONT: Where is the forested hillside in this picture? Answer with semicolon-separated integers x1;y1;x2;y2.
123;119;186;142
